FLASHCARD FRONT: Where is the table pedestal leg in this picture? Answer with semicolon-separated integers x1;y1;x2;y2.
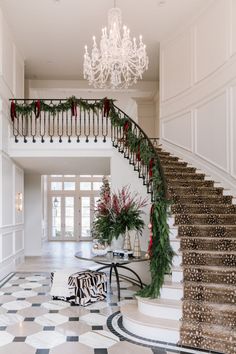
116;264;143;289
113;264;121;302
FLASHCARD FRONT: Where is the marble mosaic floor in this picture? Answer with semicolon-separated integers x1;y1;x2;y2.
0;271;221;354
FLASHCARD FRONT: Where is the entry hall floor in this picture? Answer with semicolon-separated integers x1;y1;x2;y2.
0;243;220;354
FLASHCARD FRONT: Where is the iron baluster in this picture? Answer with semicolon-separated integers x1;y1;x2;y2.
40;111;46;143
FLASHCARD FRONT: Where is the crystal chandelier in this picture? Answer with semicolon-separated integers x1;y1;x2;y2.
83;6;148;89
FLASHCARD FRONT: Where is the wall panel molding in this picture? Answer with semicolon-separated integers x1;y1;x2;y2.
195;91;228;172
160;0;236;192
161;30;192;102
161;54;236;118
231;85;236;178
194;0;228;82
230;0;236;56
161;111;192;151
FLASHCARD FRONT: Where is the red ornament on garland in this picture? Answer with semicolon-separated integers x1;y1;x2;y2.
10;101;16;121
123;121;130;133
136;144;141;161
148;233;153;255
149;158;155;178
34;100;41;118
71;100;77;118
103;97;110;117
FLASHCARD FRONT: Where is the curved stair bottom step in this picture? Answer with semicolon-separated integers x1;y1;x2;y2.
121;303;180;343
137;297;182;320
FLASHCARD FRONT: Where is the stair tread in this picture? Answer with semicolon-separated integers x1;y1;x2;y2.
183;300;236;311
179;224;236;227
183;264;236;270
182;249;236;254
184;283;236;291
121;303;181;330
174;213;236;216
136;296;182;307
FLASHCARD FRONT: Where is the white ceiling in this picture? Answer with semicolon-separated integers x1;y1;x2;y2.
13;156;110;175
0;0;211;81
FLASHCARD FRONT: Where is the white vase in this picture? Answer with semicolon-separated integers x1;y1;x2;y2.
110;234;124;250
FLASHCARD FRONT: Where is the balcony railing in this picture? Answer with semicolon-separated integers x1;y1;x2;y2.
10;97;173;298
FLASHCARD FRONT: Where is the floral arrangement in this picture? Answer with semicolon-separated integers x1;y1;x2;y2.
93;177;147;245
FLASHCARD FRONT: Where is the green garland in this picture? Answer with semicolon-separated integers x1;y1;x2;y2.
109;104;174;297
11;97;174;298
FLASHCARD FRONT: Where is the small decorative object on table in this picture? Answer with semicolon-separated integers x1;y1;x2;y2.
133;232;141;258
92;239;108;256
123;227;131;251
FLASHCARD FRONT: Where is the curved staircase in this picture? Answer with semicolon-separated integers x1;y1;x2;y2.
121;145;236;354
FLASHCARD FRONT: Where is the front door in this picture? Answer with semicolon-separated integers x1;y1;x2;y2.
49;195;76;240
47;175;104;241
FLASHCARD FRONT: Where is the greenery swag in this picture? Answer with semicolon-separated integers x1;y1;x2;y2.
10;97;174;298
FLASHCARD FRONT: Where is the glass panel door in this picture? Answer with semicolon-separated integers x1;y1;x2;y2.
64;197;75;239
49;196;75;240
81;197;91;238
51;196;62;239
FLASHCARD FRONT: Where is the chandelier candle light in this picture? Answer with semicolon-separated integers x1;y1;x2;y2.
83;4;148;89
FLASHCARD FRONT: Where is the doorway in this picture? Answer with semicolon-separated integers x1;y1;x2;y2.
47;175;103;241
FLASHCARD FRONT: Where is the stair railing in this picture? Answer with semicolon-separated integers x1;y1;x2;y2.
9;97;174;297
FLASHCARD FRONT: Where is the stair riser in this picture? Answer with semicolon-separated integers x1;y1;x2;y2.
170;227;178;238
159;156;179;162
123;316;180;343
173;254;182;267
183;285;235;304
162;162;188;167
182;303;236;329
182;253;236;267
178;226;236;238
181;238;236;252
172;204;236;214
160;287;183;301
170;240;180;253
170;181;214;187
169;188;223;197
138;301;182;321
180;334;234;354
164;167;196;173
183;268;235;285
172;269;183;283
172;196;232;204
166;174;205;180
175;215;236;225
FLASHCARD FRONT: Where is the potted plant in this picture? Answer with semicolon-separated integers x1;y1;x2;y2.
92;177;147;247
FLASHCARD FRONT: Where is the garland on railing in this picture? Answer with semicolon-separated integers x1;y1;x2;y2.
10;97;110;120
10;97;174;298
108;103;174;298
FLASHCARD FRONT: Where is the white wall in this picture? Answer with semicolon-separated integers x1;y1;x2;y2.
0;6;25;279
160;0;236;194
135;97;158;138
24;174;42;256
0;153;24;279
111;149;151;285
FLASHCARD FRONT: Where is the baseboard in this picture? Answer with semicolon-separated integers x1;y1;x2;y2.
0;251;24;281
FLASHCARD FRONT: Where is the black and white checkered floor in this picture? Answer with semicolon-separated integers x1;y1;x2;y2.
0;272;219;354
